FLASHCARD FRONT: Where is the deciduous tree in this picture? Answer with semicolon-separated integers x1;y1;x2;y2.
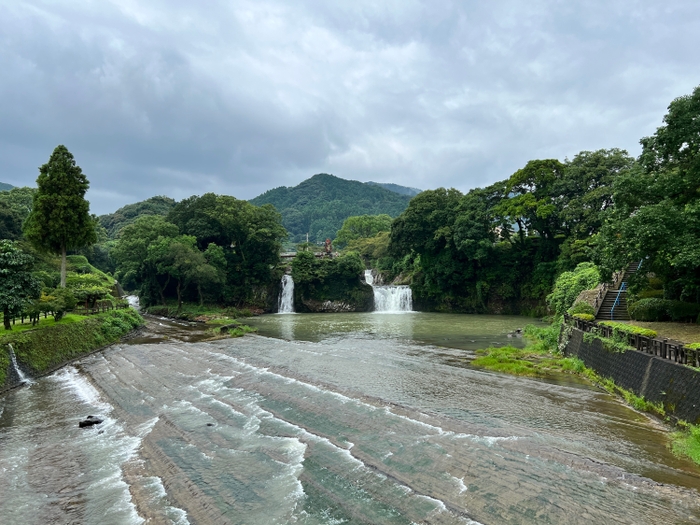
0;240;42;330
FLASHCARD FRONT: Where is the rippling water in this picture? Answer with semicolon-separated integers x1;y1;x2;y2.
1;313;699;524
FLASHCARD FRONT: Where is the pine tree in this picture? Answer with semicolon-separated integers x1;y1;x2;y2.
24;145;97;287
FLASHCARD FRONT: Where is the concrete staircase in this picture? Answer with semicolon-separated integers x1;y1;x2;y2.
595;261;642;321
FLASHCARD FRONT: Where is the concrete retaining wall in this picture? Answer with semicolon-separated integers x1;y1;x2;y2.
563;328;700;423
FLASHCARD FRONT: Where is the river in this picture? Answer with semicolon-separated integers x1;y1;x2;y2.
1;313;699;524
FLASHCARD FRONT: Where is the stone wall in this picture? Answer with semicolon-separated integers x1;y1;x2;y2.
563;328;700;423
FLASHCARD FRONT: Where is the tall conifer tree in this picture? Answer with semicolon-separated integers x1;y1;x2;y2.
24;145;97;287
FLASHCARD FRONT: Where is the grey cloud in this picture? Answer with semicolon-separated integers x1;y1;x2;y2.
0;0;698;214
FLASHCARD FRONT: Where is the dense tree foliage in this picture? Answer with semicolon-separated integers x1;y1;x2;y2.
110;195;286;309
597;86;700;303
24;146;97;287
250;174;411;243
99;195;176;239
385;149;632;313
335;214;393;248
0;241;42;330
0;187;36;241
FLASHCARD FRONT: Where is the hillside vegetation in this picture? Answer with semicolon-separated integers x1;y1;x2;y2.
249;174;412;243
99;195;176;239
0;182;14;191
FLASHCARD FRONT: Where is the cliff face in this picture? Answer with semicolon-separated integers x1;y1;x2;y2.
296;283;374;313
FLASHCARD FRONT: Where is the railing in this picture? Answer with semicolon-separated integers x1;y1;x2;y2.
610;282;627;320
73;302;130;316
592;270;624;315
564;313;700;368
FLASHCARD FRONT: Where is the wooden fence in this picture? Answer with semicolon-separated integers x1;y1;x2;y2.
72;301;131;316
564;313;700;368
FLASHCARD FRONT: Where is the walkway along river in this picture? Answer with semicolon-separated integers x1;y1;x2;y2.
1;313;699;524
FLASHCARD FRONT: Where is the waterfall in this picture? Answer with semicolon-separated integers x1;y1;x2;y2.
365;269;413;313
126;295;140;310
7;344;30;384
278;275;295;314
372;286;413;313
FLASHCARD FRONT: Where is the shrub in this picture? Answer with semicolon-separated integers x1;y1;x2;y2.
572;313;595;321
686;343;700;350
598;321;657;339
546;262;600;316
629;298;700;322
569;301;594;316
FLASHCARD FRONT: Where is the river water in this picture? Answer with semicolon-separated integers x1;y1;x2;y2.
1;313;699;524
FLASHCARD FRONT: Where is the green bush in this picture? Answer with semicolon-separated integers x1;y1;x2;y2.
572;313;595;321
628;298;668;321
598;321;657;338
568;301;595;316
686;343;700;350
629;298;700;322
546;262;600;316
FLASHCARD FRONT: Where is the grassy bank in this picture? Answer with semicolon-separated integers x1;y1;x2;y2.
143;301;257;339
472;319;699;465
1;309;143;387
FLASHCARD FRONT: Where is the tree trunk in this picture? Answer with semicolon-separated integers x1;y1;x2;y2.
176;280;182;313
159;275;171;306
3;307;11;330
198;284;204;306
60;245;67;288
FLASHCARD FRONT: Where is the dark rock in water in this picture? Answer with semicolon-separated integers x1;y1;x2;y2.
79;415;104;428
207;423;215;427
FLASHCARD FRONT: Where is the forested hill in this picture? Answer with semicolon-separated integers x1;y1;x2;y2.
0;182;14;191
366;181;422;197
249;173;412;243
99;195;176;238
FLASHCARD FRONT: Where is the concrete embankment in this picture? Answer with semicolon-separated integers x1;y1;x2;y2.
562;327;700;423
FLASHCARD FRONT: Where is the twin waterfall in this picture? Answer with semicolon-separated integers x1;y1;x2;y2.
278;274;295;314
365;270;413;313
277;271;412;313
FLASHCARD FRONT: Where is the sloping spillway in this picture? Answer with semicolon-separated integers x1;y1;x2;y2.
1;315;699;524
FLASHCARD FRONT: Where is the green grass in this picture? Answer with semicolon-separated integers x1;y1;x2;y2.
671;422;700;466
472;319;666;418
1;313;89;334
1;309;143;382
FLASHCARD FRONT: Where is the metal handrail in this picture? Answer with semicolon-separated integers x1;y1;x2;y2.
610;282;626;320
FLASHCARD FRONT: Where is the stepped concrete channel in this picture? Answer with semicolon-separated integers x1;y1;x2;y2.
2;313;700;524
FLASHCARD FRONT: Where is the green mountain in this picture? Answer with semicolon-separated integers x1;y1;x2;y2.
250;174;412;243
99;195;177;238
366;181;422;197
0;182;14;191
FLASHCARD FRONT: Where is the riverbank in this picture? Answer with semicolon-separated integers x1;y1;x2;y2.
0;309;144;392
142;302;258;339
472;319;700;467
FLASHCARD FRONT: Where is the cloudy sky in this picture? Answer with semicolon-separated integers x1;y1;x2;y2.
1;0;698;214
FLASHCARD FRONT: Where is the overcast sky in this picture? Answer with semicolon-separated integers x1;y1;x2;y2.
1;0;698;214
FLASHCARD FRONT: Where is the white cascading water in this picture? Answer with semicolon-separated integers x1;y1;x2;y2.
365;270;413;313
7;344;30;383
278;274;295;314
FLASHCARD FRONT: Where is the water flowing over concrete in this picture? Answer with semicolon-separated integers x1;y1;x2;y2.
278;274;295;314
126;295;140;311
1;314;699;524
7;344;30;384
365;269;414;312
